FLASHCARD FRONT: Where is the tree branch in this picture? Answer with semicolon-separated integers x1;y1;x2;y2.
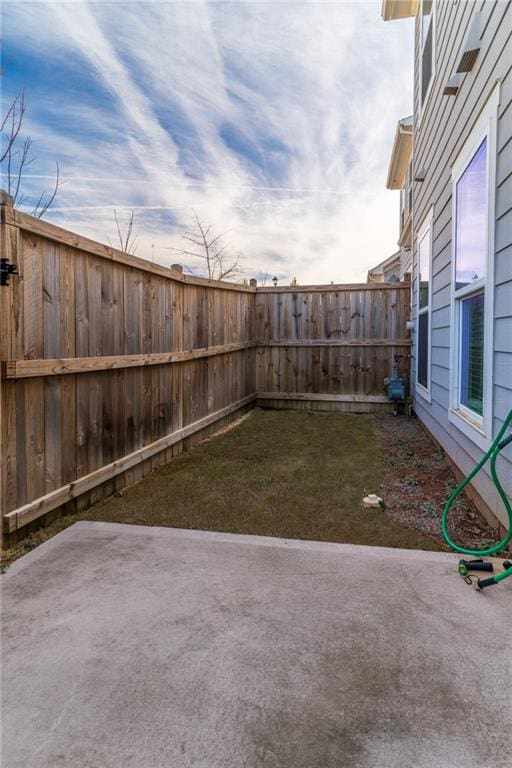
169;212;243;281
0;90;25;164
107;209;139;254
32;162;62;218
1;85;61;218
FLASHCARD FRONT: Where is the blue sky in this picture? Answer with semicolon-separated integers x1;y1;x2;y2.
1;1;414;282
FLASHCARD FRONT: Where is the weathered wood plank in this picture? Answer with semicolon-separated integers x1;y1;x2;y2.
257;392;390;403
3;342;257;378
257;397;395;414
22;232;44;360
261;339;411;348
255;283;411;293
0;198;18;517
1;381;17;513
42;241;61;492
24;379;46;501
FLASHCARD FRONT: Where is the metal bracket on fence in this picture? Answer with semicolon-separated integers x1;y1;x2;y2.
0;258;18;287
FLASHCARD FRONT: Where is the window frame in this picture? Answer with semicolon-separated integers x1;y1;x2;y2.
418;0;437;122
448;84;500;450
415;207;433;403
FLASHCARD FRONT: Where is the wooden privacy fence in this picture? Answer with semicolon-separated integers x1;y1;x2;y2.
0;197;256;537
1;194;411;537
255;284;411;409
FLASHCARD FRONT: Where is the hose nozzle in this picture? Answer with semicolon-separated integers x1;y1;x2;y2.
458;559;494;576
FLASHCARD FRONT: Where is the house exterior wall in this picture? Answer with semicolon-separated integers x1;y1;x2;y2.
410;0;512;526
400;247;412;279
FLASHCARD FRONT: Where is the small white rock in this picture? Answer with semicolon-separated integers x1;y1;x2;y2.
363;494;383;508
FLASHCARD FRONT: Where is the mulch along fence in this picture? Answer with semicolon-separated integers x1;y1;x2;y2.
0;193;411;541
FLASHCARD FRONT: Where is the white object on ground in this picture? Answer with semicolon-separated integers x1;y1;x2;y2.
363;494;383;508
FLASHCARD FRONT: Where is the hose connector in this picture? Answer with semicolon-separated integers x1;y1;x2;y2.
477;576;497;589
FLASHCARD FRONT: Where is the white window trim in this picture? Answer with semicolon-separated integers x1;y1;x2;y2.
417;0;437;126
415;207;433;403
448;83;500;451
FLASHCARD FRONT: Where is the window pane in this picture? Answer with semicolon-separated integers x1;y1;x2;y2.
422;0;433;44
455;138;487;290
417;312;429;389
460;292;484;416
421;21;433;103
418;228;430;309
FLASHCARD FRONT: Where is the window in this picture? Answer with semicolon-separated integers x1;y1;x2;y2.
453;140;488;423
420;0;435;109
416;211;432;399
449;85;499;448
455;138;487;290
454;138;487;420
460;292;484;415
400;161;413;231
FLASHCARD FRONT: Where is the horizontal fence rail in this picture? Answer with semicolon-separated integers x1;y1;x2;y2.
1;194;411;537
2;339;412;379
2;342;255;379
261;339;411;347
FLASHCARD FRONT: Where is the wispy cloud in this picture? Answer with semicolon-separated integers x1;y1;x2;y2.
1;0;413;282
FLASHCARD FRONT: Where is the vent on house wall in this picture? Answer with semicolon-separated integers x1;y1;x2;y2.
443;73;464;96
456;13;482;73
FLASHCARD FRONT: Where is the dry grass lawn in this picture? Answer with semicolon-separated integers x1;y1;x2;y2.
3;409;451;568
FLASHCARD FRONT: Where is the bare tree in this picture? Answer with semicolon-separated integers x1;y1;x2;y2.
255;270;273;286
169;210;242;281
1;88;62;217
29;162;61;218
107;209;139;254
0;89;25;164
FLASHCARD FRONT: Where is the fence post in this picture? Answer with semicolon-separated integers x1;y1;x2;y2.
0;191;15;532
1;190;14;208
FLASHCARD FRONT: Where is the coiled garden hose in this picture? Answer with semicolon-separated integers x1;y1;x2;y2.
441;408;512;588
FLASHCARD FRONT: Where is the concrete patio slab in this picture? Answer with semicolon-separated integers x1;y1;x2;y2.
2;521;510;768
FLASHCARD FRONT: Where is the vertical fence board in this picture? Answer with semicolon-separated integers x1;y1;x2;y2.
0;204;18;516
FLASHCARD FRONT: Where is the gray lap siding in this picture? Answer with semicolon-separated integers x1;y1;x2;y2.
410;0;512;526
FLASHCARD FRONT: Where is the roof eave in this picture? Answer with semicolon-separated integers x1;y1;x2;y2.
386;120;413;190
381;0;419;21
368;251;401;279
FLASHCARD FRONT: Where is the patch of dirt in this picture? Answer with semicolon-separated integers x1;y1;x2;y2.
375;414;508;555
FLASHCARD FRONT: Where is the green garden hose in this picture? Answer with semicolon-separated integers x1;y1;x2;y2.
441;409;512;587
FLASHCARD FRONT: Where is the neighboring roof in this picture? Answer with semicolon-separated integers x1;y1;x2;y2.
367;251;401;282
381;0;419;21
386;116;413;190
